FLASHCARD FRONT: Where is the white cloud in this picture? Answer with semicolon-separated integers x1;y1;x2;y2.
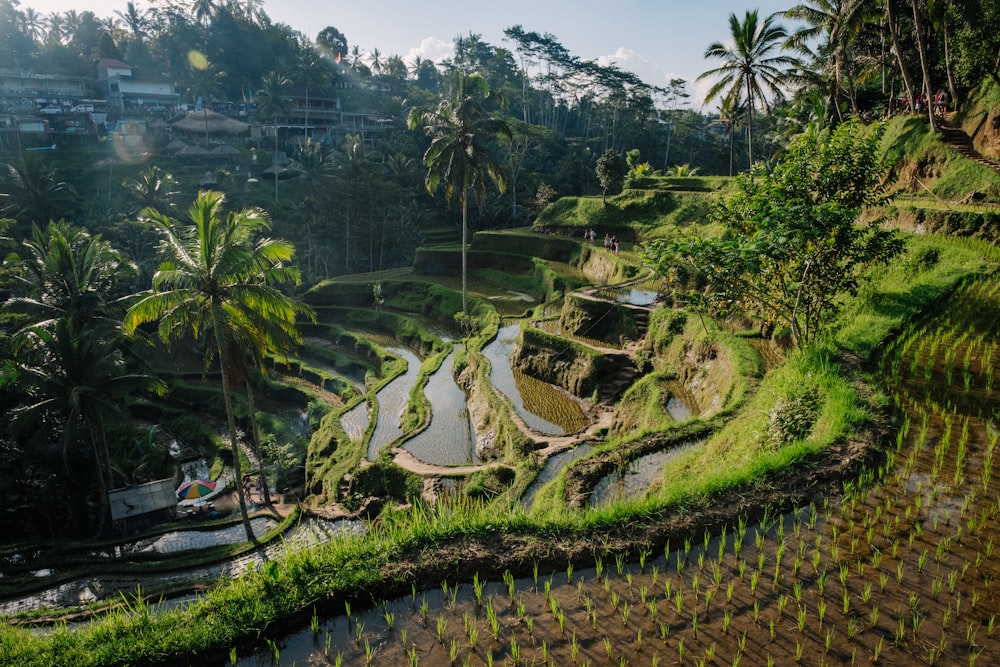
691;77;716;109
406;37;453;66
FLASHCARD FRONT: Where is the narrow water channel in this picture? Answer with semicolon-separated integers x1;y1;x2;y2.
402;345;478;466
365;347;421;460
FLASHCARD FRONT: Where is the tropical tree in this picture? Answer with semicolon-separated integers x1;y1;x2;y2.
124;165;178;216
643;121;904;349
595;149;626;203
4;222;149;537
408;72;512;315
782;0;870;123
8;319;154;537
0;152;77;224
123;190;314;543
6;222;133;334
698;9;799;167
255;71;293;202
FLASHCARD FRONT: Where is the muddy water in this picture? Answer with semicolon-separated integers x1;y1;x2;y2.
402;345;478;466
366;347;421;460
483;323;588;435
520;444;594;509
589;440;702;507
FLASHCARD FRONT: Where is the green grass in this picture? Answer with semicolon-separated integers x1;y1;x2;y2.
7;191;1000;664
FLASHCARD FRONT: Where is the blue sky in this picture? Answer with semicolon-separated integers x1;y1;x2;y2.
24;0;797;107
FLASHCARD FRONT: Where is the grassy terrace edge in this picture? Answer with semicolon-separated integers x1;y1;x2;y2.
1;234;998;666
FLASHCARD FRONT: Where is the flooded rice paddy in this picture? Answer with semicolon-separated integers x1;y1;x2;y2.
588;440;703;507
238;278;1000;667
402;345;478;466
483;323;589;435
0;517;364;617
593;284;660;306
364;347;421;460
520;444;594;509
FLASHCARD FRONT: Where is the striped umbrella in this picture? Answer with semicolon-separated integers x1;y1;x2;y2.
177;479;217;499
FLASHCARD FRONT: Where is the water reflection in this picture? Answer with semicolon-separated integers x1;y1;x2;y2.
0;517;364;616
402;345;478;466
367;347;421;460
595;286;659;306
484;323;587;435
589;440;702;507
520;444;594;509
339;401;368;442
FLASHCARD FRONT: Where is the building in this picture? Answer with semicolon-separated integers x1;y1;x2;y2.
109;478;178;535
94;58;178;113
0;67;92;115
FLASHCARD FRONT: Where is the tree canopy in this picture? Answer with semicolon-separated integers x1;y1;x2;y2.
643;121;905;349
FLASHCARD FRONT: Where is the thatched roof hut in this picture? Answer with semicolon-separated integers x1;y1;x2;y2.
177;144;210;157
172;110;248;135
211;144;240;157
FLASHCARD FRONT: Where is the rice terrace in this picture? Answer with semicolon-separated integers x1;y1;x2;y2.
2;1;1000;666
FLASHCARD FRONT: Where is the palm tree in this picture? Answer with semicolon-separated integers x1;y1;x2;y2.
408;73;511;316
123;191;313;543
124;165;178;216
115;1;149;40
19;8;47;42
7;222;133;334
782;0;869;123
10;319;154;537
5;222;150;537
368;47;384;76
255;71;293;202
288;48;331;142
0;153;78;224
698;9;798;167
190;0;216;25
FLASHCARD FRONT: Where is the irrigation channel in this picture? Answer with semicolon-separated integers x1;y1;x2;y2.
238;278;1000;666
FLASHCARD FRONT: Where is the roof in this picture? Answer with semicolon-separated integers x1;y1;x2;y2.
172;109;249;135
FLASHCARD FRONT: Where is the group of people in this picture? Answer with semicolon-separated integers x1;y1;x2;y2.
897;90;949;117
584;228;620;254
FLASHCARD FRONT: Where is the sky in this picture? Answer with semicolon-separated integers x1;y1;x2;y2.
20;0;797;107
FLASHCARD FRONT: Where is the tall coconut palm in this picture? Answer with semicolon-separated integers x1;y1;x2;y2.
698;9;799;167
10;319;155;537
408;73;511;316
7;221;133;335
782;0;870;123
5;222;150;538
123;190;313;543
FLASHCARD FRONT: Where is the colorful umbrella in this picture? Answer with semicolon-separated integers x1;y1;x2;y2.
177;479;217;499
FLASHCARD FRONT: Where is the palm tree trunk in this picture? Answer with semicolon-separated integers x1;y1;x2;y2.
745;74;755;168
216;329;256;544
911;0;938;132
274;122;280;202
461;190;468;315
886;0;917;106
244;377;273;508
